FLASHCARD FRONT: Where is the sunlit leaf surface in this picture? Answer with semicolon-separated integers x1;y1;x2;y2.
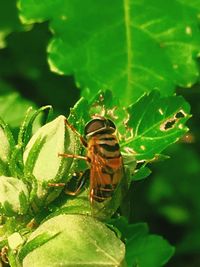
68;90;191;161
20;214;125;267
19;0;200;103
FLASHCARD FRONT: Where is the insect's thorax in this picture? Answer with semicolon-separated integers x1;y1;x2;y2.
87;133;122;165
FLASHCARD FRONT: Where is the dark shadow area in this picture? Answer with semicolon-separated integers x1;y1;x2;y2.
0;22;80;115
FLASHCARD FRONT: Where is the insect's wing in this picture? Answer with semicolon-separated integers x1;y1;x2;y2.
90;154;127;219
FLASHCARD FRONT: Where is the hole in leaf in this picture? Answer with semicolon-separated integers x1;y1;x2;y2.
164;120;176;129
175;111;185;119
160;119;176;131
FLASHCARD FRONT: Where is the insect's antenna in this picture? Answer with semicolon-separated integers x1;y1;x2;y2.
65;119;87;147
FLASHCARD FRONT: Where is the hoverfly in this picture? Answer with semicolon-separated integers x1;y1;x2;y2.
50;116;125;217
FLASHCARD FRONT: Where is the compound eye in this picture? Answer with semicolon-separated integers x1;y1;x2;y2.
107;119;116;130
84;119;105;136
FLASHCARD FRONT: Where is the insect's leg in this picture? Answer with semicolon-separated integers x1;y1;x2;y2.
58;153;88;161
65;170;89;196
65;119;87;147
48;182;66;187
49;170;90;196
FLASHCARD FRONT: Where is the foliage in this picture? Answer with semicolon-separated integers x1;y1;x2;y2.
0;89;188;266
18;0;200;104
0;0;199;267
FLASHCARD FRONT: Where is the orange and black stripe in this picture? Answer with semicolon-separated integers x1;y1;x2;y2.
90;133;122;202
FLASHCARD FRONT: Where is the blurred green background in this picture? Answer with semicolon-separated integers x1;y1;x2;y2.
0;1;200;266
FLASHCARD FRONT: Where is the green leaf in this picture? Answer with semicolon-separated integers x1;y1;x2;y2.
126;234;175;267
69;90;191;162
109;217;174;267
109;217;149;240
68;97;90;134
18;232;60;263
19;0;200;103
0;81;37;128
49;167;131;221
20;214;125;267
47;189;91;219
68;90;127;139
0;23;77;115
121;91;191;160
150;144;200;255
0;0;23;48
0;176;29;216
132;166;152;181
18;105;52;149
0;117;15;175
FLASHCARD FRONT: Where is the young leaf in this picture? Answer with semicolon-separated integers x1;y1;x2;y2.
18;105;53;149
18;0;200;103
19;214;126;267
121;91;191;160
68;90;191;163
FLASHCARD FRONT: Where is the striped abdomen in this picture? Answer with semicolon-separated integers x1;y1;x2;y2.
88;133;124;203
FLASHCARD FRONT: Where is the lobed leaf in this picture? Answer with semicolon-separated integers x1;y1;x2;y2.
121;91;191;160
19;0;200;103
67;90;191;163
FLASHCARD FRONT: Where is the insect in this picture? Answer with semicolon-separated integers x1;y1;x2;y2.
58;116;125;209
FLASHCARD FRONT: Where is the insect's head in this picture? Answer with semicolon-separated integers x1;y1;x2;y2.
84;116;116;138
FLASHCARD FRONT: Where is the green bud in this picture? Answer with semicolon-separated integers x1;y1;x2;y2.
0;119;15;175
23;115;81;205
8;232;24;250
0;176;29;216
0;126;10;162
